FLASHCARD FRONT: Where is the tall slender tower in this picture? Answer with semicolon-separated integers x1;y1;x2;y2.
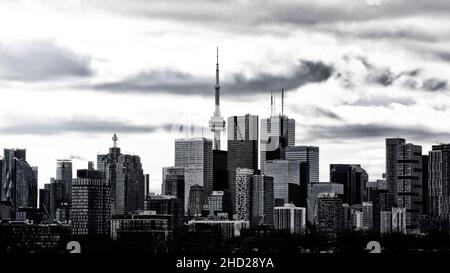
209;47;226;150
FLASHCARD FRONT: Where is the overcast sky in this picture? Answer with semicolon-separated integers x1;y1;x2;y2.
0;0;449;193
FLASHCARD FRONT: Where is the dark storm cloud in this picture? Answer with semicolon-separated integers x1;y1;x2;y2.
422;78;448;92
0;41;92;82
345;56;447;92
95;0;450;28
301;123;450;142
358;56;421;87
431;51;450;63
330;28;440;43
91;60;333;95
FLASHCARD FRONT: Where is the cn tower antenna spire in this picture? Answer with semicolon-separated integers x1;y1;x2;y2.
209;46;226;150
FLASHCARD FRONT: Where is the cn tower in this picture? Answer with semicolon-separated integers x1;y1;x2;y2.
208;47;226;150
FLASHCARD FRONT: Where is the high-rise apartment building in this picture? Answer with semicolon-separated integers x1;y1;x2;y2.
71;165;110;237
429;144;450;220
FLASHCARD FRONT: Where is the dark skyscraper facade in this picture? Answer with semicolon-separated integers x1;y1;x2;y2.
1;149;37;214
250;174;274;227
386;138;406;208
49;178;65;221
285;146;319;184
71;166;110;237
162;166;185;212
316;192;344;236
330;164;368;205
422;155;429;215
56;159;72;206
39;183;50;216
227;114;258;212
97;134;145;216
429;144;450;220
213;150;228;191
396;142;423;231
188;184;205;216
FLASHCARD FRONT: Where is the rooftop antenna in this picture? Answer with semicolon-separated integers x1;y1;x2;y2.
112;133;118;148
270;90;274;117
281;88;285;117
273;91;277;117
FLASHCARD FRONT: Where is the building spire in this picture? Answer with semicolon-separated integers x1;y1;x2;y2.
112;133;118;148
270;90;274;117
209;46;226;150
215;46;220;115
281;88;285;117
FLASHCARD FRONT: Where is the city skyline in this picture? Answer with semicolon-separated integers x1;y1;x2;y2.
0;0;450;195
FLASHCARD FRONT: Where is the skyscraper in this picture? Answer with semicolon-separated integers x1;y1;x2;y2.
250;174;274;227
285;146;319;184
56;159;72;205
71;164;110;237
209;47;226;151
162;166;185;212
39;183;50;220
316;192;344;236
396;142;422;231
265;160;301;206
362;201;373;231
260;114;295;173
49;178;66;221
146;194;184;229
213;150;228;191
235;168;253;221
422;155;429;215
386;138;406;208
227;114;258;211
234;168;274;226
1;149;37;214
385;138;423;232
307;182;344;224
175;137;213;212
188;184;205;216
428;144;450;220
330;164;368;205
97;134;145;216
